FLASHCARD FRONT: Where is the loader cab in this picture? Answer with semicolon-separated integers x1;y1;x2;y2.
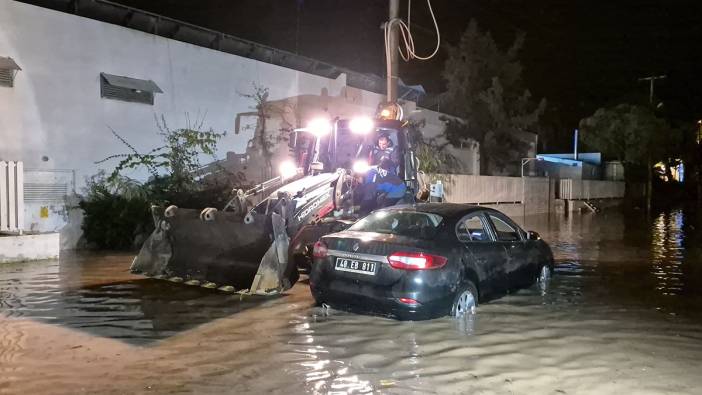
291;105;420;187
288;128;334;176
288;129;317;175
331;118;419;187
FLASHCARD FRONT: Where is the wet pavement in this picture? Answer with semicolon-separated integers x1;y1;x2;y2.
2;208;702;394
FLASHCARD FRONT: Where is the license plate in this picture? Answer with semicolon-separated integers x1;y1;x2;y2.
334;258;377;275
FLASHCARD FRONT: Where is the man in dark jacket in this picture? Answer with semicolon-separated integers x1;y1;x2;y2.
370;133;399;176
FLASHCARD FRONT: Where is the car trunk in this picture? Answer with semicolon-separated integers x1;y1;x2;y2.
321;230;436;287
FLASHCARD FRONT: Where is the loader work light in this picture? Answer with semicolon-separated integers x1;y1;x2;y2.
352;160;370;174
349;116;374;134
279;160;298;180
376;102;403;121
307;118;332;136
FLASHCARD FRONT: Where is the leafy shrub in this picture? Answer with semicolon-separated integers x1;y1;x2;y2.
78;172;152;250
80;115;235;250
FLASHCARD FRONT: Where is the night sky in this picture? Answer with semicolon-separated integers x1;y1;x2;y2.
64;1;702;145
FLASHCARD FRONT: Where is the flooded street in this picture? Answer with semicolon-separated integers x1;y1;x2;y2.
3;209;702;394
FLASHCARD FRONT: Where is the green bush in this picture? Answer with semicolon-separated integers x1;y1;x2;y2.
79;172;237;250
80;115;238;250
79;172;152;250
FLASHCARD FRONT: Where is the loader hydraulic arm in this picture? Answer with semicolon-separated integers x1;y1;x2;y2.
222;168;303;214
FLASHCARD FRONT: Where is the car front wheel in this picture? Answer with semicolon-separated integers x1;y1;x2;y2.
451;282;478;317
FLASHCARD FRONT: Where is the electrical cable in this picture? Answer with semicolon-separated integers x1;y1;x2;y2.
383;0;440;106
386;0;441;62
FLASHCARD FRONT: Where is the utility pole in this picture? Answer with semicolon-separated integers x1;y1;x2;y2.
638;74;665;213
387;0;400;102
638;74;666;104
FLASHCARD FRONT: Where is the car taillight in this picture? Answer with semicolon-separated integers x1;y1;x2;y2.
388;252;447;270
398;297;419;305
313;241;328;259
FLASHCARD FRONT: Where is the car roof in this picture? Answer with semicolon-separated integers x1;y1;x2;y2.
380;203;498;219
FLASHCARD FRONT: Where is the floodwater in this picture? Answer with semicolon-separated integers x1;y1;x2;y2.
2;209;702;394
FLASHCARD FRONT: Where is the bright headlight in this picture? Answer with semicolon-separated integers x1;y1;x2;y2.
349;117;374;134
352;160;370;174
279;160;298;179
307;118;332;136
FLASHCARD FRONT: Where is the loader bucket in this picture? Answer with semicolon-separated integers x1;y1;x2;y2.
130;207;298;293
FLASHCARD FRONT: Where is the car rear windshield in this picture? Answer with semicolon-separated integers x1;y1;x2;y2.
349;210;443;240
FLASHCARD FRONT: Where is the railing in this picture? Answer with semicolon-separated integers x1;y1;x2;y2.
0;161;24;233
558;179;625;200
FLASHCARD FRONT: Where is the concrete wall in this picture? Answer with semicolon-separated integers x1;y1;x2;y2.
0;233;60;263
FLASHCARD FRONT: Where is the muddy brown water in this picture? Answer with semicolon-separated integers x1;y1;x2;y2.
2;209;702;394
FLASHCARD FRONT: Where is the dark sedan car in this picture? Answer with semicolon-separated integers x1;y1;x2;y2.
309;203;554;320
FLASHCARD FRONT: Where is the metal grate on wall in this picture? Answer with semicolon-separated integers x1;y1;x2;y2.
22;169;75;204
23;183;69;202
100;73;162;105
100;76;153;104
0;56;21;88
0;69;13;87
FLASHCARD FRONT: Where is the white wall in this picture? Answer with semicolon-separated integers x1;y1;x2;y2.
0;1;392;183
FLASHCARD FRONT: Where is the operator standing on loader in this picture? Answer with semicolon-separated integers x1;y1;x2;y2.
370;133;399;175
358;133;406;215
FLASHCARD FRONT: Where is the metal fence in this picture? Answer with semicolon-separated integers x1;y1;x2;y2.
0;161;24;233
558;179;625;200
421;173;626;206
421;174;523;204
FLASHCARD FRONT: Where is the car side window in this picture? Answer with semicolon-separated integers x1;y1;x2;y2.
456;214;491;242
488;214;521;242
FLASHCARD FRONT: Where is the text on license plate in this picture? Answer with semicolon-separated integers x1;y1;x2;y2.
334;258;377;275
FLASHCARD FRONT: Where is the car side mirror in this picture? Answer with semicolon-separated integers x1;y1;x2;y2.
288;131;297;149
404;151;417;181
527;230;541;241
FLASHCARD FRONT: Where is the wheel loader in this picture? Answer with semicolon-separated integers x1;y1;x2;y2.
130;104;423;294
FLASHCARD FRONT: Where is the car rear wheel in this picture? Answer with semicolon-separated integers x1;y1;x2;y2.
451;282;478;317
311;292;324;306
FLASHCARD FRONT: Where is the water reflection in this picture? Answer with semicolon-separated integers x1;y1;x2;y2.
651;210;686;296
288;310;375;394
0;258;273;345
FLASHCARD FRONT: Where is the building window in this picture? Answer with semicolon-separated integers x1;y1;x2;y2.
100;72;163;105
0;57;21;88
